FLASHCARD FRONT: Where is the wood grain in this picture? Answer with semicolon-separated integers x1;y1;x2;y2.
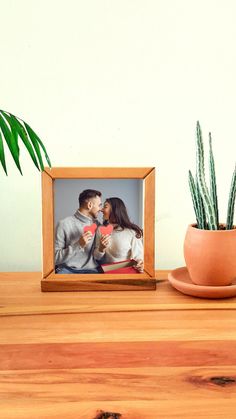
2;367;236;400
1;340;236;369
1;271;236;418
42;171;54;278
1;272;236;317
143;169;155;277
0;400;235;419
2;309;236;344
44;167;154;179
41;273;156;292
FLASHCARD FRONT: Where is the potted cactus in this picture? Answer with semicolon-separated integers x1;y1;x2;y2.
0;109;51;174
184;121;236;286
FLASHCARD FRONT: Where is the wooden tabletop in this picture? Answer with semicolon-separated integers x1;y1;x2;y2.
1;271;236;418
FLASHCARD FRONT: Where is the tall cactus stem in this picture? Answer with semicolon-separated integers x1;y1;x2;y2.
188;170;201;227
196;177;207;229
226;165;236;230
209;132;219;228
196;121;217;230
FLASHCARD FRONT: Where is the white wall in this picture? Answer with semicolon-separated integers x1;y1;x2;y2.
1;0;236;271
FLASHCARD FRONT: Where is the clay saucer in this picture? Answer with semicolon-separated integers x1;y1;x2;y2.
168;267;236;299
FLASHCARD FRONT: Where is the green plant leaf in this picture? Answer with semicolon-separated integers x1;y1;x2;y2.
3;113;40;171
226;165;236;229
0;130;7;175
33;133;52;167
196;121;217;229
24;122;49;171
0;111;22;174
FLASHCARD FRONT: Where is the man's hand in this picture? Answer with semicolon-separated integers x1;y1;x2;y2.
99;234;111;252
79;231;93;248
134;259;144;273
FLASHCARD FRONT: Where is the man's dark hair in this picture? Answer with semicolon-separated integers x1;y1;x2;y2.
79;189;102;207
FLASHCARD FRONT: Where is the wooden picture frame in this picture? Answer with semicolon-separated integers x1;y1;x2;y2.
41;167;156;291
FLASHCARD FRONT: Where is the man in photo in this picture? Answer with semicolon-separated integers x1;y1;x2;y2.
55;189;102;274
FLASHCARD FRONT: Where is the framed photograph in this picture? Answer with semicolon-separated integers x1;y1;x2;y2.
41;167;156;291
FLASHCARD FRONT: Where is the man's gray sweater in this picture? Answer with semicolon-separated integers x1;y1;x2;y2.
55;210;99;270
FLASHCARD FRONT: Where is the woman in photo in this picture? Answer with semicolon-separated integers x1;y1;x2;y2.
94;197;144;272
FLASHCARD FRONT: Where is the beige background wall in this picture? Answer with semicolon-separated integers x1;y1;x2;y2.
0;0;236;271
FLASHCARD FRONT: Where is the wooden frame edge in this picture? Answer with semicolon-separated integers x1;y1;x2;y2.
143;168;155;277
43;167;153;179
41;167;156;292
42;171;54;278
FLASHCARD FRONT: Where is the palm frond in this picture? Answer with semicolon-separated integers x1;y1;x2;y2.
0;110;51;175
0;131;7;175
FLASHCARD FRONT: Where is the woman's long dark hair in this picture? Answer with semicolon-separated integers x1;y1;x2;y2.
105;197;143;238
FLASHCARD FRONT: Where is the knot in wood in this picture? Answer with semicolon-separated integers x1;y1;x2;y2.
210;376;236;386
94;410;122;419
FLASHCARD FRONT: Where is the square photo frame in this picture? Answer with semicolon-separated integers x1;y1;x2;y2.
41;167;156;291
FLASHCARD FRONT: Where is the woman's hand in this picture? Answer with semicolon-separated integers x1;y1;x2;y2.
134;259;144;273
99;234;111;252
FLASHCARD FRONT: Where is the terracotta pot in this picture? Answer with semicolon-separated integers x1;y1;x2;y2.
184;224;236;286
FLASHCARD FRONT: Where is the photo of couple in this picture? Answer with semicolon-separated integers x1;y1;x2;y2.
55;189;144;274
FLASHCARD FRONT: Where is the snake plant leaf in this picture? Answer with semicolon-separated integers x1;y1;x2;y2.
209;132;219;228
0;130;7;175
196;121;217;230
24;122;50;171
188;170;200;226
195;177;206;229
0;111;22;174
226;165;236;230
2;112;40;171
